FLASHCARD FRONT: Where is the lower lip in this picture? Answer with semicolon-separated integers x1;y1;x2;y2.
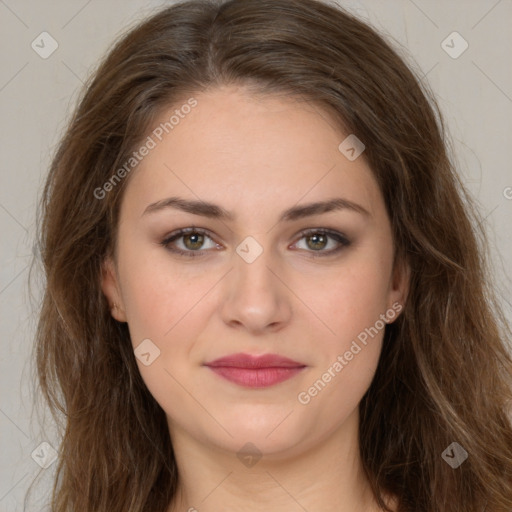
207;366;305;388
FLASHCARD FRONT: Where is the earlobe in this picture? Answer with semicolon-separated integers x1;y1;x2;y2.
100;257;127;322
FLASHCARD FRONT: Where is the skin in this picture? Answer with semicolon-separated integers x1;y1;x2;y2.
102;84;408;512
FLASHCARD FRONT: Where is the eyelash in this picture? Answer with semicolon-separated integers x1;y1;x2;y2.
159;227;351;259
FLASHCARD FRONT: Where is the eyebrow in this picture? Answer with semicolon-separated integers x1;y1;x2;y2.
142;196;370;221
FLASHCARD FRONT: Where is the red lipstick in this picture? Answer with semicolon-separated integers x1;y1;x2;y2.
204;353;306;388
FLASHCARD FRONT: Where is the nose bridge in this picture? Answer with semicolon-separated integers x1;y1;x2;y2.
232;234;280;299
220;234;291;332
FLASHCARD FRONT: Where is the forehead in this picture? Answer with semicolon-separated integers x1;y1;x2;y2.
119;85;383;221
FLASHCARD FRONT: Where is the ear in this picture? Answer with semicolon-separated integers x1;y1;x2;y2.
386;254;410;323
100;257;127;322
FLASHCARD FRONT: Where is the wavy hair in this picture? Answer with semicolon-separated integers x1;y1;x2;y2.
33;0;512;510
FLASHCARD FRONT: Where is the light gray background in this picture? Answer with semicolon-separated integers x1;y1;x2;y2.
1;0;511;510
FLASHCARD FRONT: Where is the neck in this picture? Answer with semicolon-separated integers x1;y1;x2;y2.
166;408;392;512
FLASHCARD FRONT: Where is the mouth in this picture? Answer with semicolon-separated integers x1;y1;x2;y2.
204;353;307;388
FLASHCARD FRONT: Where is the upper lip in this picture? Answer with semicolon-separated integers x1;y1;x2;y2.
204;353;306;369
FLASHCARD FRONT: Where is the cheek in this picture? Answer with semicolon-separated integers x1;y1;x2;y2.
298;270;388;428
117;242;203;344
119;258;208;419
118;249;217;413
322;282;386;388
320;253;393;346
299;252;391;410
121;271;170;345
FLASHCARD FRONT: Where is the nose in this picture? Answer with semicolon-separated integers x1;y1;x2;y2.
219;240;293;335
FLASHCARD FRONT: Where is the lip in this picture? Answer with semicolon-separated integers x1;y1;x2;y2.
204;353;306;388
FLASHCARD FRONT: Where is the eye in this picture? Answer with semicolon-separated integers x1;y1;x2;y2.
160;227;220;258
160;227;351;259
291;228;351;257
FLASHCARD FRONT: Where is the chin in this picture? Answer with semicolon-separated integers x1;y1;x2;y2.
213;411;313;456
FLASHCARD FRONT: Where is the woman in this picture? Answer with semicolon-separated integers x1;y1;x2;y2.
34;0;512;510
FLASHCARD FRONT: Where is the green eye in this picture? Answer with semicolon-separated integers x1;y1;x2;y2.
160;227;351;258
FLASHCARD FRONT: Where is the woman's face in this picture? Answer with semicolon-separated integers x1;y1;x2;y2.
102;84;408;458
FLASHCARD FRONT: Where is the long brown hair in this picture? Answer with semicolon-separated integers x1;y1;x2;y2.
33;0;512;510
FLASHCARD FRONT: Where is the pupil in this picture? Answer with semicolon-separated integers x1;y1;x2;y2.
185;233;203;249
309;234;326;250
